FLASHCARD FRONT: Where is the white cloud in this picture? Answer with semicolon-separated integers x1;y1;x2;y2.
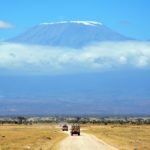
0;41;150;75
0;20;13;29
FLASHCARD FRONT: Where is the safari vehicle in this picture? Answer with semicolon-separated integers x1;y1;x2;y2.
62;124;68;131
71;124;80;136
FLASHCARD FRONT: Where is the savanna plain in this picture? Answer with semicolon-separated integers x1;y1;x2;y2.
0;123;150;150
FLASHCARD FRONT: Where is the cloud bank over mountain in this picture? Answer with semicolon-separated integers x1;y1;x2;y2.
0;41;150;75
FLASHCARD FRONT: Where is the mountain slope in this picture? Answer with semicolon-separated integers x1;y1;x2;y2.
0;70;150;115
8;21;132;48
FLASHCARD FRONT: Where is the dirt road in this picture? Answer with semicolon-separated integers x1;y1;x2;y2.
59;132;118;150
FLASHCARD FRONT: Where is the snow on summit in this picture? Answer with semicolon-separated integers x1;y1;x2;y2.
71;21;102;26
40;21;103;26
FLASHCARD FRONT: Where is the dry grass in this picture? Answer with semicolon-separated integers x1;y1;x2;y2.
0;124;66;150
84;124;150;150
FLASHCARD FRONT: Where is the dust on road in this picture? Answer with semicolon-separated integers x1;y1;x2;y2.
59;132;118;150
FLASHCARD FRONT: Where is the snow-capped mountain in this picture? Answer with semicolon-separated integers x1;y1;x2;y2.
8;21;132;48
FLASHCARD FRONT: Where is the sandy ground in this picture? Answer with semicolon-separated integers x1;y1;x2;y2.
59;131;118;150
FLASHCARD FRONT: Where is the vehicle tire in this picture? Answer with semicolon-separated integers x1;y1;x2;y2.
78;133;80;136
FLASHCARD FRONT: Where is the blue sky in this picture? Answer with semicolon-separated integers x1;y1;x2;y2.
0;0;150;40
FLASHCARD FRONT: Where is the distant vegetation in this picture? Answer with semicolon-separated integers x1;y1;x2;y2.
0;116;150;125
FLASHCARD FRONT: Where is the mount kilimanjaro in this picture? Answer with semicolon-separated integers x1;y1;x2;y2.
2;21;148;116
8;21;132;48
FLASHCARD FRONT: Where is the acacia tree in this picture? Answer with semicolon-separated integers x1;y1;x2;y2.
17;117;27;124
